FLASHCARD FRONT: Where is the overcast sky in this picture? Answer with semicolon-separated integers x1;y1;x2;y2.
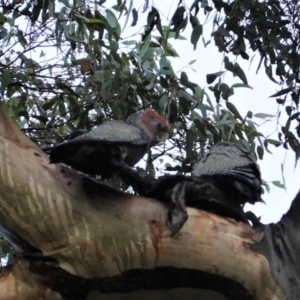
118;0;300;224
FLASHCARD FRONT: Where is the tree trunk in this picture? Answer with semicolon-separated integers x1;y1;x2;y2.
0;107;298;299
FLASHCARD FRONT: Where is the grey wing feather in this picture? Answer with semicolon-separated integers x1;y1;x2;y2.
74;121;147;145
193;142;260;176
192;141;263;204
192;142;262;187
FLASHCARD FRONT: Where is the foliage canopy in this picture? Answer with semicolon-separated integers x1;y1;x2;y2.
0;0;298;175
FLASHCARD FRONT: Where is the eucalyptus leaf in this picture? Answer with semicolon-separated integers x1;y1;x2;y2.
253;113;274;119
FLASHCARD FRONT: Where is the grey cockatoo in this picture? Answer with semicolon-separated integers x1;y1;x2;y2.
49;108;170;177
192;141;264;205
106;141;263;233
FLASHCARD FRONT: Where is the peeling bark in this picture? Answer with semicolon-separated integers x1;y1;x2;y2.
0;108;297;299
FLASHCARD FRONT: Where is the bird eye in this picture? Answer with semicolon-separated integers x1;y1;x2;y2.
156;121;163;132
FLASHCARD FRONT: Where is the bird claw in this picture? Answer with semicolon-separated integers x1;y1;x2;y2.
245;211;262;227
167;205;188;235
166;182;189;234
111;160;190;234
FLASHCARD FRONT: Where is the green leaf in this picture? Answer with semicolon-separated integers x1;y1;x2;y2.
289;112;300;120
159;95;169;109
1;70;11;96
131;8;138;27
139;36;151;61
42;99;57;111
276;98;285;105
190;1;200;15
234;123;244;139
59;102;66;116
231;83;253;89
76;109;89;130
31;115;48;123
179;97;190;115
161;31;186;40
57;0;71;8
253;113;274;119
110;40;119;52
180;71;198;91
165;45;179;57
282;120;291;134
186;129;195;158
212;83;221;103
193;118;206;137
206;71;224;84
265;63;278;84
296;125;300;139
122;40;137;45
191;25;202;50
169;101;178;123
17;30;28;48
248;131;264;138
246;111;253;118
271;181;285;189
233;63;248;84
285;105;293;116
156;16;164;37
171;6;185;28
240;50;249;60
269;87;292;98
220;83;233;100
189;15;199;28
264;185;270;194
106;9;117;28
31;1;42;21
257;145;264;160
112;102;123;119
16;110;29;119
149;42;161;48
142;7;160;40
84;18;105;24
226;102;243;120
266;139;281;146
56;80;78;96
224;56;234;72
180;71;188;85
160;76;169;88
188;59;197;65
67;96;80;116
16;72;29;82
0;12;6;25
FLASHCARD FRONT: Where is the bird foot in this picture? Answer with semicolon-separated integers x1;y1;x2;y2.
110;159;156;196
166;182;189;235
111;160;189;234
245;211;262;227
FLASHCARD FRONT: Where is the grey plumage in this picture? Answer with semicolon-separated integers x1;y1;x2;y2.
49;108;170;177
192;141;263;205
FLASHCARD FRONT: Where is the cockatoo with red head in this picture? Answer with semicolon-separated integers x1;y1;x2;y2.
49;108;170;177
